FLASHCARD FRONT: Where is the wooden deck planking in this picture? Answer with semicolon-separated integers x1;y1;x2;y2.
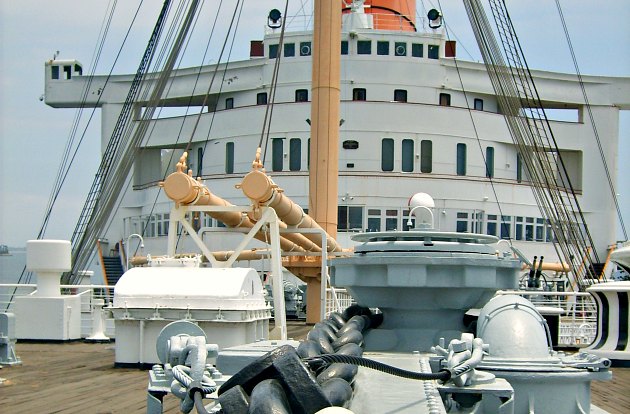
1;327;629;413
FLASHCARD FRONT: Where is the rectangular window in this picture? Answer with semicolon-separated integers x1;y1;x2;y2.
487;214;498;236
341;41;349;55
338;206;364;231
225;142;234;174
284;43;295;57
357;40;371;55
456;143;467;176
269;44;279;59
197;148;203;178
295;89;309;102
411;43;423;57
63;65;72;79
474;98;483;111
289;138;301;171
394;89;407;102
428;45;439;59
535;218;545;242
381;138;394;172
456;212;468;233
420;140;432;173
272;138;284;172
485;146;495;178
394;42;407;56
545;220;553;242
353;88;366;101
51;65;60;79
525;217;534;241
377;41;389;55
225;97;234;109
257;92;268;105
515;216;523;240
439;93;451;106
385;209;398;231
367;209;381;232
500;216;511;239
402;139;414;172
300;42;312;56
517;152;523;183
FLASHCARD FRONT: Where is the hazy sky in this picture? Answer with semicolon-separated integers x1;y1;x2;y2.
0;0;628;247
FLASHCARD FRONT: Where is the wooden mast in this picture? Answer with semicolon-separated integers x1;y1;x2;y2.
306;0;342;322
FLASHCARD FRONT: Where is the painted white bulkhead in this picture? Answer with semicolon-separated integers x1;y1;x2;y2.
43;22;630;274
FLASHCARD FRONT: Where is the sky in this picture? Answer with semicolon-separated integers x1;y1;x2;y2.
0;0;629;248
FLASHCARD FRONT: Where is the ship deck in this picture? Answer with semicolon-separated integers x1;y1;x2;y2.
1;322;629;414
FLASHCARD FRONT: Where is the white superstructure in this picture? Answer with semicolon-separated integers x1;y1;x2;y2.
43;5;630;279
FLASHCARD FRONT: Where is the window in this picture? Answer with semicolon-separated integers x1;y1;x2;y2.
525;217;534;241
51;65;60;79
381;138;394;171
343;140;359;150
353;88;366;101
307;138;310;169
289;138;301;171
269;44;279;59
63;65;72;79
402;139;414;172
197;148;203;178
517;152;523;183
225;142;234;174
474;98;483;111
456;143;467;176
357;40;371;55
367;209;381;232
257;92;267;105
545;220;554;242
456;212;468;233
157;213;170;236
385;209;398;231
411;43;423;57
420;140;432;173
300;42;311;56
394;89;407;102
535;218;545;242
295;89;309;102
272;138;284;172
341;41;349;55
500;216;511;239
225;97;234;109
377;41;389;55
338;206;363;231
284;43;295;57
485;146;495;178
439;93;451;106
515;217;523;240
74;64;83;76
428;45;439;59
395;42;407;56
487;214;498;236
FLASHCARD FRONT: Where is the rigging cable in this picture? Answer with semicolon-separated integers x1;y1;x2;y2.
260;0;291;164
436;0;512;245
463;0;600;288
554;0;626;240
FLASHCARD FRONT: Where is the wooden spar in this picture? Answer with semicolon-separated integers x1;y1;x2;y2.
309;0;341;239
304;0;342;323
160;153;306;254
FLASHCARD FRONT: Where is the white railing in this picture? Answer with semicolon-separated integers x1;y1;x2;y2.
0;283;116;339
495;290;598;347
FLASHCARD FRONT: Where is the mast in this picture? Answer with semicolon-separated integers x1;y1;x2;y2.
309;0;341;238
306;0;342;322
